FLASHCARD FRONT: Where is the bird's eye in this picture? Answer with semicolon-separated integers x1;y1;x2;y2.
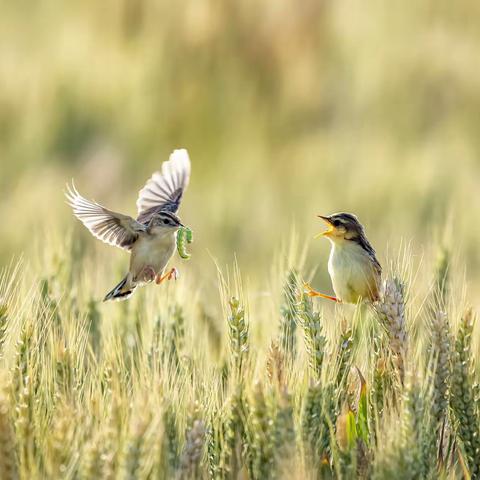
332;219;341;227
163;219;170;225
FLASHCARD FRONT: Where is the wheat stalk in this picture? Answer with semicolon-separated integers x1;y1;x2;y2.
450;308;480;477
375;278;408;383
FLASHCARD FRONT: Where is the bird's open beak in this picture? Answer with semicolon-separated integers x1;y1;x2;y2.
314;215;334;239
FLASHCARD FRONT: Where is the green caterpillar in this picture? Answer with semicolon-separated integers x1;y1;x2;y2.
177;226;193;259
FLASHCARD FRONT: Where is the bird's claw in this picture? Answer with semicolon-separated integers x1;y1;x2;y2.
168;267;179;281
303;282;317;297
155;267;179;285
303;282;339;302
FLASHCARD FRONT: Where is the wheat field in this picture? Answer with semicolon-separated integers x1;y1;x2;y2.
1;0;480;479
0;238;477;479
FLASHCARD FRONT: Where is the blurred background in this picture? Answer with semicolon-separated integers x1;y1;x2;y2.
1;0;480;300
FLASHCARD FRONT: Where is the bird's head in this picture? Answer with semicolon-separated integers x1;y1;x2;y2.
315;213;365;243
149;211;184;232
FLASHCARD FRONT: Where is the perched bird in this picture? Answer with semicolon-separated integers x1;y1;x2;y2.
305;213;382;304
66;149;191;301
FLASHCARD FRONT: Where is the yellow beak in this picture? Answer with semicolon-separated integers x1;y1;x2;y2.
314;215;334;239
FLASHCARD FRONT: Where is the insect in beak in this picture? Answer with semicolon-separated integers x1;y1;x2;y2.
314;215;334;239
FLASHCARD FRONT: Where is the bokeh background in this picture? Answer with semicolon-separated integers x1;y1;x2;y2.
1;0;480;300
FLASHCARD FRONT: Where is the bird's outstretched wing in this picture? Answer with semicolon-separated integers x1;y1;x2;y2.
66;183;146;251
136;149;191;224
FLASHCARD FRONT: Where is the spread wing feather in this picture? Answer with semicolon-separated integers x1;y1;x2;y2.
65;183;146;251
136;149;191;223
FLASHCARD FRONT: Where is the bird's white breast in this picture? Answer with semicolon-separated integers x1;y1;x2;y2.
328;241;376;303
131;232;176;279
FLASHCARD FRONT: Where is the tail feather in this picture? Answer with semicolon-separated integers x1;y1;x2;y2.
103;275;136;302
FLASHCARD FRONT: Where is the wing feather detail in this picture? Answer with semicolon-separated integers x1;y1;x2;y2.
136;149;191;223
65;183;146;250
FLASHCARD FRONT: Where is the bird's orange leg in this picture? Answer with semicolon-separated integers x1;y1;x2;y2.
303;283;340;303
155;267;179;285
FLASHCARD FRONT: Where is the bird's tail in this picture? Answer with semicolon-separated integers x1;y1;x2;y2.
103;275;136;302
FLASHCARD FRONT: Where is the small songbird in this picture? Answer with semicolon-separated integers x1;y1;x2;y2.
66;149;191;301
305;213;382;304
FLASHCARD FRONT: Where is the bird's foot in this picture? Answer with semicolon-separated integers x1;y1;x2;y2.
155;267;179;285
303;282;340;302
167;267;179;281
141;265;157;283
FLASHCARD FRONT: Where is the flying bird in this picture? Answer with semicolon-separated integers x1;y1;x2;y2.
66;149;191;301
305;213;382;304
